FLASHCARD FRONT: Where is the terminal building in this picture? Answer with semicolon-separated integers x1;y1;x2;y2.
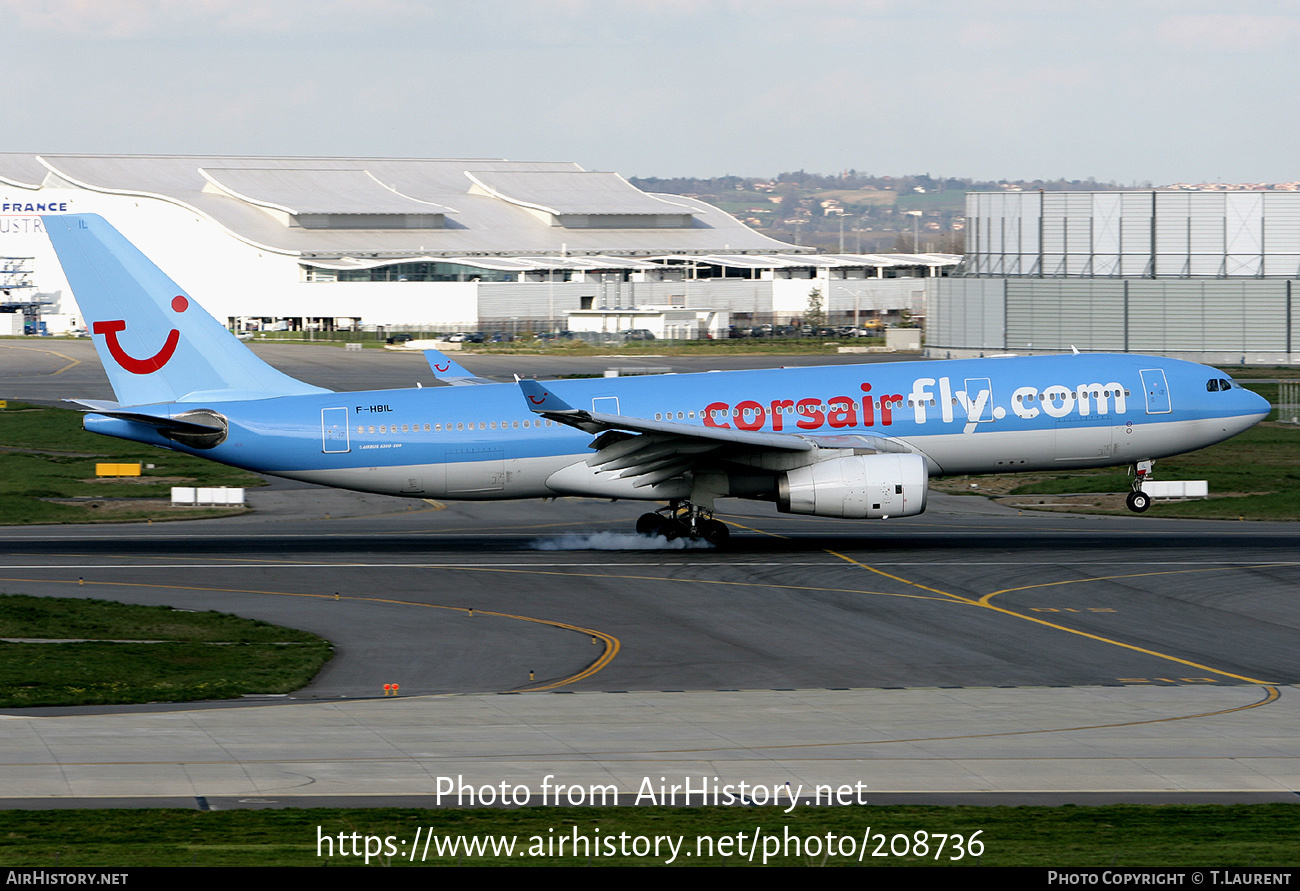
929;190;1300;364
0;154;955;336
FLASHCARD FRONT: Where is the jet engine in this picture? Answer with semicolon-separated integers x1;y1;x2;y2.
777;453;929;519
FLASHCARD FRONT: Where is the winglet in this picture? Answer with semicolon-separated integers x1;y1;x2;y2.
518;379;577;414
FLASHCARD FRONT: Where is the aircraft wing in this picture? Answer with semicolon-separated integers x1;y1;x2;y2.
517;379;814;450
517;379;918;488
424;350;495;385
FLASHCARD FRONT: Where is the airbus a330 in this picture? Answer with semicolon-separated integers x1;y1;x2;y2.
44;214;1270;544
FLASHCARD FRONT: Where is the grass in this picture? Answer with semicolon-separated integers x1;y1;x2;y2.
810;188;898;207
0;594;332;707
0;402;262;525
0;804;1294;866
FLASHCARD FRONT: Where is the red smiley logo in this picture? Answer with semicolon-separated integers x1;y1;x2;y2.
434;362;451;372
92;295;187;375
528;393;548;405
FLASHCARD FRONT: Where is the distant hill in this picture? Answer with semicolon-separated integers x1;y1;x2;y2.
630;171;1141;254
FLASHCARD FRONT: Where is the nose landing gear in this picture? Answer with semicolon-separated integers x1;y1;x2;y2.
1125;490;1151;513
635;500;730;546
1126;460;1154;513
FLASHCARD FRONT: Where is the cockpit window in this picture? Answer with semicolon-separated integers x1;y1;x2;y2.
1206;378;1221;392
1219;378;1234;390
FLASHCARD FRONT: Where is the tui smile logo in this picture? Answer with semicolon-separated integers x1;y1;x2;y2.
434;362;451;372
92;295;188;374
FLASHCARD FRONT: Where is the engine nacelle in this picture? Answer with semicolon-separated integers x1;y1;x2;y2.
777;453;929;519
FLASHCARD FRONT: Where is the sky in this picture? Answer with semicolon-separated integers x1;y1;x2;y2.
4;0;1298;185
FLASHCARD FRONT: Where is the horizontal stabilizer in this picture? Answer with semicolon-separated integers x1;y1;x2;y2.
66;399;223;433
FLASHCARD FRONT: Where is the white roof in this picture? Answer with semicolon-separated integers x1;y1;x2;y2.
199;167;455;216
465;170;689;216
0;153;801;260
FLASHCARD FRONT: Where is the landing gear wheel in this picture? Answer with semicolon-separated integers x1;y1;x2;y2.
699;519;730;546
636;513;663;536
633;501;730;546
659;519;687;541
1126;491;1151;513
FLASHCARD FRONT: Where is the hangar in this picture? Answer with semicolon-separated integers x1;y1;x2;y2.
0;154;954;335
929;190;1300;364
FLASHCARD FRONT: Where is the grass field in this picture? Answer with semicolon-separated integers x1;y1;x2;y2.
0;402;262;525
0;594;332;707
0;804;1294;866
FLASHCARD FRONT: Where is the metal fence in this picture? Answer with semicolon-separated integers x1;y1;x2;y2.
1279;381;1300;424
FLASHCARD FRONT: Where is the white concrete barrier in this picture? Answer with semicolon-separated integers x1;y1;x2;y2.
1144;481;1208;500
172;487;245;505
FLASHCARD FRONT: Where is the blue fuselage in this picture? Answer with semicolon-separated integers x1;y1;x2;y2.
84;353;1269;501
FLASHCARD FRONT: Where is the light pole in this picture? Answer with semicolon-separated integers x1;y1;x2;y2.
835;285;860;330
905;211;922;253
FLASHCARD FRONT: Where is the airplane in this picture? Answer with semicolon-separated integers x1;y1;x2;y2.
43;213;1270;545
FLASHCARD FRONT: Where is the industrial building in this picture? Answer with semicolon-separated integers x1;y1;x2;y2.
929;190;1300;364
0;154;955;336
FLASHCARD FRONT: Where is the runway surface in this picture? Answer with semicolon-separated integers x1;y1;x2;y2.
1;487;1298;804
3;488;1299;695
1;338;1297;804
0;338;913;405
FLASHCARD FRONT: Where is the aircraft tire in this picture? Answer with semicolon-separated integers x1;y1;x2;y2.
659;519;687;541
636;513;664;536
1126;491;1151;513
700;519;730;547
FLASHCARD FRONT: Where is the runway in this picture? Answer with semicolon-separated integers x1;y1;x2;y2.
1;486;1298;804
1;340;1297;804
5;485;1300;694
0;338;912;406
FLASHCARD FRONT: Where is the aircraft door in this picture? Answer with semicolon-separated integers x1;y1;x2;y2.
321;407;350;453
1140;369;1171;414
447;448;506;494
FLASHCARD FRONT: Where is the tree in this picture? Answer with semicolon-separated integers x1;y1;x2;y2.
805;287;826;331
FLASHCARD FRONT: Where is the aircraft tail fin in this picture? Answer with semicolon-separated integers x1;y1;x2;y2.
43;214;328;407
423;349;494;385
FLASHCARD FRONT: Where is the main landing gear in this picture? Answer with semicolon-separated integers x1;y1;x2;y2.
636;500;731;546
1126;460;1154;513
